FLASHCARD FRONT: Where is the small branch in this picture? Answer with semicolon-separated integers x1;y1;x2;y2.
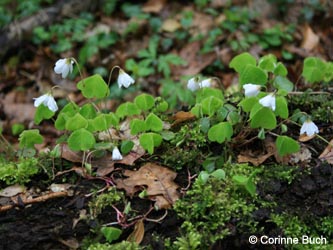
0;191;69;212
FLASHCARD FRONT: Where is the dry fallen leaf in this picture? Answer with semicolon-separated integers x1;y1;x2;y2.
172;111;196;126
319;139;333;164
289;145;312;164
115;163;179;209
172;41;217;77
237;150;274;166
0;184;26;197
299;133;316;142
162;19;181;32
301;24;319;51
142;0;166;13
127;219;145;244
60;143;145;177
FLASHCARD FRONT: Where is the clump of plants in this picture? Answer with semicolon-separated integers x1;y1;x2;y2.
1;49;332;248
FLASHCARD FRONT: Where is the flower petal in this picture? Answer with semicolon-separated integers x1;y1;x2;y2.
200;78;212;88
300;120;319;136
243;84;260;97
112;147;123;160
46;96;58;112
187;77;200;91
259;94;276;111
117;69;135;88
33;94;48;107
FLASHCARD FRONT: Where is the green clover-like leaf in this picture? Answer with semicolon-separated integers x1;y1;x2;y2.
229;52;256;74
134;93;155;111
250;106;277;129
34;104;55;125
77;74;110;99
276;135;300;157
19;129;44;149
208;122;233;143
65;113;88;131
139;132;163;154
67;128;96;151
239;65;267;86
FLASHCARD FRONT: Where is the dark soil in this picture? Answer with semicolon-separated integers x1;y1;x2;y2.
0;161;332;250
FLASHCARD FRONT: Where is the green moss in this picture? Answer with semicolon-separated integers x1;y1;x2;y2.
171;163;269;249
89;187;125;218
0;157;39;185
86;241;140;250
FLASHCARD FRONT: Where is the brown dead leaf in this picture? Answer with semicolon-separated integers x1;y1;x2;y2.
142;0;166;13
0;184;26;197
301;24;319;51
237;150;274;166
299;133;316;142
58;238;80;249
161;19;181;32
60;144;145;177
173;41;217;77
290;145;312;164
319;139;333;164
127;219;145;244
115;163;179;209
172;111;196;126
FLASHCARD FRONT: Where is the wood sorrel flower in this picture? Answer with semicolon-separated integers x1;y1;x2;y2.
117;69;135;88
33;93;58;112
259;93;276;111
187;77;200;91
112;147;123;160
54;58;74;78
243;84;261;97
300;120;319;136
199;78;213;88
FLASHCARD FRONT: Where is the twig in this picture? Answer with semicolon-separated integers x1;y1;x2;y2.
0;191;68;212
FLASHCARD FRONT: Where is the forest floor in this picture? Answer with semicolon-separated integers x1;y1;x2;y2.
0;1;333;250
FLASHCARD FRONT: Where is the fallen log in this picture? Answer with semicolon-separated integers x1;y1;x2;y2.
0;0;98;60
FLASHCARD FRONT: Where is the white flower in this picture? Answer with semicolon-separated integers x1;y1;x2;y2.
259;93;276;111
199;78;213;88
300;120;319;136
112;147;123;160
33;93;58;112
243;84;261;97
54;58;74;78
117;69;135;88
187;77;200;91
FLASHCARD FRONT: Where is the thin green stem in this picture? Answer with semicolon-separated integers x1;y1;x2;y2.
70;57;84;81
107;65;120;88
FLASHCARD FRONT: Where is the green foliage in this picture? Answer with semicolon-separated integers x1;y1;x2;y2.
100;227;122;243
276;136;300;157
302;57;333;83
139;132;162;154
11;123;25;136
87;241;140;250
250;106;277;129
116;102;141;119
34;104;55;125
77;74;110;99
67;128;96;151
19;129;44;149
134;93;155;111
127;36;187;78
173;231;201;250
89;188;124;218
0;158;39;185
174;163;261;249
207;122;233;143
